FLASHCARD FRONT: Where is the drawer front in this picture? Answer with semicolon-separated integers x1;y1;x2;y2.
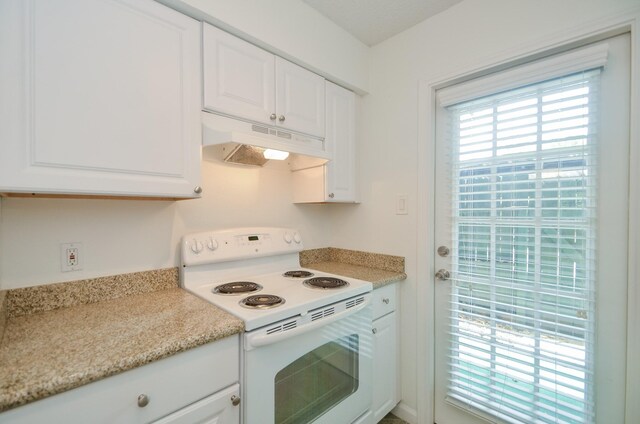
2;335;240;424
153;384;240;424
372;283;396;319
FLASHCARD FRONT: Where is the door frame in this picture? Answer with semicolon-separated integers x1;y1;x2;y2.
416;8;640;424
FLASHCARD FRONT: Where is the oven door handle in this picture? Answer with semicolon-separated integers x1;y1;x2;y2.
245;297;370;349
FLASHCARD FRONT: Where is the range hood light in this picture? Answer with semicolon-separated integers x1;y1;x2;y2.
263;149;290;160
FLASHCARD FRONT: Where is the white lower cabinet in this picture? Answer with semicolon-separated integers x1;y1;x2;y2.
371;284;399;423
0;336;240;424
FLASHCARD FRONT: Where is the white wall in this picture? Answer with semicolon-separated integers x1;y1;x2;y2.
328;0;640;421
157;0;370;94
0;159;331;289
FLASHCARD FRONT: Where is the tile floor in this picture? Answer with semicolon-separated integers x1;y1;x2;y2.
378;412;409;424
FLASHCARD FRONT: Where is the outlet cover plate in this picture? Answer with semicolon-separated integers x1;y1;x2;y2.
60;242;82;272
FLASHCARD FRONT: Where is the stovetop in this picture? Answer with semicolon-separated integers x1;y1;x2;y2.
180;227;373;331
184;267;372;331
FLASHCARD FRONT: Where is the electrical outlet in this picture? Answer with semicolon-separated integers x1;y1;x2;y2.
60;242;82;272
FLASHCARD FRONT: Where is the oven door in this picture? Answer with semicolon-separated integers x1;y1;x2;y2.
243;298;372;424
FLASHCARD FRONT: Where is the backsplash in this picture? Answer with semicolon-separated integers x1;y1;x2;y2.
0;291;6;343
4;268;178;318
300;247;405;273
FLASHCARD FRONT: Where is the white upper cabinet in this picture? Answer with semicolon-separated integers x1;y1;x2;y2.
275;57;325;138
292;82;357;203
202;23;275;125
203;23;325;139
324;81;356;202
0;0;202;198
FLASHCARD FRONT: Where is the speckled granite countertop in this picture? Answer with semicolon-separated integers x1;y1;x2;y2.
0;269;243;412
300;247;407;288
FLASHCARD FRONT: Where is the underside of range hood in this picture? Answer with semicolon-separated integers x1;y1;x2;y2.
201;112;331;171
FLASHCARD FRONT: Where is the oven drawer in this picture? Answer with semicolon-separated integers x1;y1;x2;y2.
372;284;396;319
2;335;240;424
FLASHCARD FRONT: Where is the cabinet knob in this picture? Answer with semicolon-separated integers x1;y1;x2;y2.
137;394;149;407
278;115;285;122
193;186;203;194
231;395;241;406
372;328;377;334
270;113;277;121
328;193;335;198
382;298;390;304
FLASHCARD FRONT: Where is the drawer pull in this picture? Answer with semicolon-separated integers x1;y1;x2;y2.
231;395;241;406
372;328;377;334
382;298;390;304
137;394;149;408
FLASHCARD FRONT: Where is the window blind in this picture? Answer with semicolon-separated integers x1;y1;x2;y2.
445;69;600;424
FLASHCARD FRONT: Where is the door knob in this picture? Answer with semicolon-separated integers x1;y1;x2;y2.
435;269;450;281
231;395;241;406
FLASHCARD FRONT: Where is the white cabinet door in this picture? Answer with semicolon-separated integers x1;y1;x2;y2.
153;384;240;424
325;81;357;202
291;82;357;203
0;0;202;198
372;311;398;423
203;23;275;125
275;57;325;138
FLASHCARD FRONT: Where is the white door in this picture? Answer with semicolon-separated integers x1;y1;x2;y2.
202;23;276;125
275;57;325;138
434;35;630;424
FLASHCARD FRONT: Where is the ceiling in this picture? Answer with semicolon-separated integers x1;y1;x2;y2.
302;0;464;46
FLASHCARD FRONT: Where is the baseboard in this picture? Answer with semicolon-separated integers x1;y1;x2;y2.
392;402;418;424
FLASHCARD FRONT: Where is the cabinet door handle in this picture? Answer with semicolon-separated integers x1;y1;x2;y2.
137;394;149;407
382;298;390;304
270;113;277;121
372;328;377;334
278;115;285;122
328;193;335;198
193;186;203;194
231;395;241;406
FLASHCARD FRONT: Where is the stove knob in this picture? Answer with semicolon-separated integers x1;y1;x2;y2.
293;232;301;244
190;239;204;254
283;233;292;244
207;238;219;251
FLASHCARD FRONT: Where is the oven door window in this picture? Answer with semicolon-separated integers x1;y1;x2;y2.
274;334;359;424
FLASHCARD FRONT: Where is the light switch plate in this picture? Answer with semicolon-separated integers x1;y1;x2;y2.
396;194;408;215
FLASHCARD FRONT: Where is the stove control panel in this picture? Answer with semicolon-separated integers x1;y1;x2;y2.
181;227;304;266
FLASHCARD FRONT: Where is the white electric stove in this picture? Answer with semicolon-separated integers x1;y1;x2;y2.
180;227;374;424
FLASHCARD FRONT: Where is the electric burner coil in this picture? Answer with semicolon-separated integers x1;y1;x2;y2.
213;281;263;295
283;270;315;278
240;294;285;309
303;277;350;290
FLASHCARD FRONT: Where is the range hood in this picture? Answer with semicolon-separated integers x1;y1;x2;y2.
202;112;330;170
